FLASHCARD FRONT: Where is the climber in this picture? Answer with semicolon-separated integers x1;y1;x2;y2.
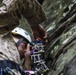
11;27;32;70
0;0;47;75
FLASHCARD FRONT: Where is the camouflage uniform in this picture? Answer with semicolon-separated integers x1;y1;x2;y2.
0;0;46;75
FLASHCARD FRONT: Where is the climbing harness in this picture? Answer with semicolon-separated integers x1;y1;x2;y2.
0;60;25;75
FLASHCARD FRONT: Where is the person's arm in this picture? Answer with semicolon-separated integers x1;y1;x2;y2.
24;44;31;70
21;0;47;41
22;0;46;26
0;0;46;26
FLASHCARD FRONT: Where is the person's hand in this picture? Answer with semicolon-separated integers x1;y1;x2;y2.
24;44;31;59
31;24;48;43
24;44;31;70
18;41;31;59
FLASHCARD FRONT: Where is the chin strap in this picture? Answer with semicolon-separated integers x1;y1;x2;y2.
16;38;30;47
16;38;24;47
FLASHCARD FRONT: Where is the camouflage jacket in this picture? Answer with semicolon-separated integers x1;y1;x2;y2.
0;0;46;34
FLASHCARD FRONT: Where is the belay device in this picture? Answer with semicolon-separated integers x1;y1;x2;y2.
30;39;49;75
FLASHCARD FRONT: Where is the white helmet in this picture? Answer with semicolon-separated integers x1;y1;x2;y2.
11;27;32;43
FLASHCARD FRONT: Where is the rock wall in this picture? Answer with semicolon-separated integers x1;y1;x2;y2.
42;0;76;75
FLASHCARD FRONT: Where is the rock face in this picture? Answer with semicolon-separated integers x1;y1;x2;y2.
42;0;76;75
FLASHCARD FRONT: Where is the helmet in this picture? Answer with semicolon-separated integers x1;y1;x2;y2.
11;27;32;43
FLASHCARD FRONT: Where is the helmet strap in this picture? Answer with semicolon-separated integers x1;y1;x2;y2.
16;38;30;47
16;38;24;47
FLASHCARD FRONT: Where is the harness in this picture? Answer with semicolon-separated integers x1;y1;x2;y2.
0;60;25;75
